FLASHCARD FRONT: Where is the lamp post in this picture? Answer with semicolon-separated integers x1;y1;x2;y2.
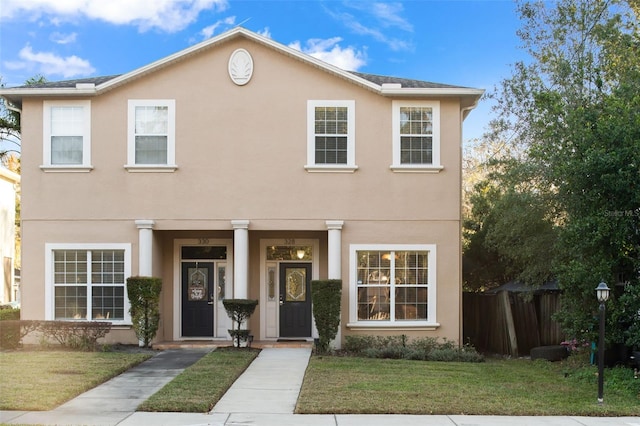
596;281;610;404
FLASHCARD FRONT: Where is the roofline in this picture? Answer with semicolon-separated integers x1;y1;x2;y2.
0;27;484;106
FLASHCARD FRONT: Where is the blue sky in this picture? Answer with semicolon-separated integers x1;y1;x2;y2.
0;0;527;142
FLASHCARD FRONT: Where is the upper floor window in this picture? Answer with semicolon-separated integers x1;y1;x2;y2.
126;100;176;172
305;100;357;173
391;101;442;173
42;100;92;172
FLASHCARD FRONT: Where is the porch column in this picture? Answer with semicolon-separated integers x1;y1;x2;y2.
135;219;155;276
326;220;344;349
326;220;344;279
232;220;250;299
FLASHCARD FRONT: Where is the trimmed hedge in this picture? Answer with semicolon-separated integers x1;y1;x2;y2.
127;276;162;348
0;320;111;350
311;279;342;353
344;335;485;363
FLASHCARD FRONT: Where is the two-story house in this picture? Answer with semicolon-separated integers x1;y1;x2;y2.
0;27;482;346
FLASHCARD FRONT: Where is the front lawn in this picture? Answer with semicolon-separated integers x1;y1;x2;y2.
0;350;152;411
296;356;640;416
138;347;259;412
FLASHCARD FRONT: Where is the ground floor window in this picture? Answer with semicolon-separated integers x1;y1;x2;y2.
350;244;436;325
46;244;131;323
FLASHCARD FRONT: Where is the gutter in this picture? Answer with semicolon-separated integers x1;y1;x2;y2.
2;96;22;115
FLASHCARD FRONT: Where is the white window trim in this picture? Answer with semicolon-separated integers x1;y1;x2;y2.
45;243;132;325
125;99;177;172
305;100;358;173
347;244;439;329
42;100;93;172
391;100;443;173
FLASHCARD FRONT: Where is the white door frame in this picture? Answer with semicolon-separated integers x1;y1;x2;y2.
172;238;234;341
259;238;319;340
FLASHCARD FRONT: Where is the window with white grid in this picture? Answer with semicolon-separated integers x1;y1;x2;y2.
43;100;91;170
127;100;176;171
47;244;131;323
306;100;357;172
391;101;441;172
350;244;437;326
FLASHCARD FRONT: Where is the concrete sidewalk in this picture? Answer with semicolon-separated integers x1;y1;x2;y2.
1;347;638;426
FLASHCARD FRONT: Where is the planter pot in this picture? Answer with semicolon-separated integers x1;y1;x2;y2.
228;329;252;348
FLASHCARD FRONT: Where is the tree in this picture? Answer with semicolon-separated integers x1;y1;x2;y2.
481;0;640;345
0;75;46;161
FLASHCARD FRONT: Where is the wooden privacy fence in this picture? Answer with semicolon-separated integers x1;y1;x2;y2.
463;291;564;357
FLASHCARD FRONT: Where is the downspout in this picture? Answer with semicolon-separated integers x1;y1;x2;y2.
459;99;480;347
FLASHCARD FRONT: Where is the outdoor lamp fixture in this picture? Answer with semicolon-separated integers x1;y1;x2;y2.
596;281;610;404
296;249;306;260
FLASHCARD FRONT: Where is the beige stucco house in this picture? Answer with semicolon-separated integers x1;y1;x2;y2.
0;27;482;346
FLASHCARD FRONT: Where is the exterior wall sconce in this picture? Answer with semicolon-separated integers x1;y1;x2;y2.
297;249;306;260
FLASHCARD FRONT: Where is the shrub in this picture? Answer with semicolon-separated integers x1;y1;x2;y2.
0;320;21;349
127;276;162;348
38;321;112;350
310;279;342;353
223;299;258;348
0;307;20;321
343;335;484;363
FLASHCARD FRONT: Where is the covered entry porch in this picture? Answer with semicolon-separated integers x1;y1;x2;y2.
143;220;344;344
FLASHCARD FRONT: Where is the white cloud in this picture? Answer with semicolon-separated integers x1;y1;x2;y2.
257;27;271;39
200;15;235;39
326;2;413;52
10;44;96;78
50;31;77;44
1;0;229;33
289;38;367;71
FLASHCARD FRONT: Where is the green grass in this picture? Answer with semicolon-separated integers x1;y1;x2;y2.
138;347;259;412
0;351;152;411
296;356;640;416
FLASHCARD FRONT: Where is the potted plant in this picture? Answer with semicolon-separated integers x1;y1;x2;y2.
222;299;258;348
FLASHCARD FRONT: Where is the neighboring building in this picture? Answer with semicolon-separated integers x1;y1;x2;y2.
0;28;483;345
0;167;19;304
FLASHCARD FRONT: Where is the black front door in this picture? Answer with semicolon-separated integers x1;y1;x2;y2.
182;262;214;337
279;263;312;338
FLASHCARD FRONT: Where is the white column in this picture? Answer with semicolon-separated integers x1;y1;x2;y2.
135;220;155;276
326;220;344;279
326;220;344;349
232;220;250;299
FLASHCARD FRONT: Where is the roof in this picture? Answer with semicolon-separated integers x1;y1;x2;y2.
0;27;483;109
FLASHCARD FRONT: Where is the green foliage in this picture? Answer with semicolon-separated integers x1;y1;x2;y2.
0;307;19;321
310;280;341;353
343;335;484;363
222;299;258;347
127;276;162;348
468;0;640;345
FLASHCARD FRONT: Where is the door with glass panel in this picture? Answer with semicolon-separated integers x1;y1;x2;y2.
279;263;312;337
181;262;214;337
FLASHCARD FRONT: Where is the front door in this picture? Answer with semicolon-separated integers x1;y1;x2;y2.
182;262;214;337
279;263;312;338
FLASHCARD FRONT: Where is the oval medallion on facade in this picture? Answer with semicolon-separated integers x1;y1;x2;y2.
228;48;253;86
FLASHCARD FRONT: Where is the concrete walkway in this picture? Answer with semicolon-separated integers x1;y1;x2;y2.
1;347;638;426
212;347;310;414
